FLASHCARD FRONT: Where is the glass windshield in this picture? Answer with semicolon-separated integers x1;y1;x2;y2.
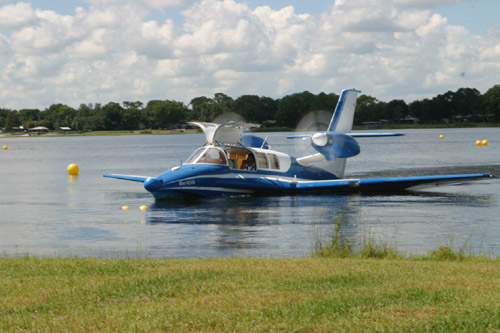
186;147;227;165
185;147;205;164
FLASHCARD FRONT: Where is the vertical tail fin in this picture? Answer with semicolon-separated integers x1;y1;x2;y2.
325;89;360;178
328;89;361;133
292;88;361;179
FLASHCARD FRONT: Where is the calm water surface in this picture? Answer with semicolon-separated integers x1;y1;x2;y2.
1;128;499;257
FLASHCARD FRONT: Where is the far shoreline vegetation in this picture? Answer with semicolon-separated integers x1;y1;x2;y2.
1;85;500;135
2;122;500;138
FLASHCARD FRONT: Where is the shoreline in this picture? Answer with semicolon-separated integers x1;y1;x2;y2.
0;128;200;138
1;122;499;138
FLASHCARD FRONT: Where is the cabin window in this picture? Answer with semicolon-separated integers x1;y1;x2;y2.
226;148;256;170
256;153;268;169
268;154;280;169
255;152;281;170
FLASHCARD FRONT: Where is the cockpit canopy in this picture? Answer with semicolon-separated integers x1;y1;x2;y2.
184;146;291;172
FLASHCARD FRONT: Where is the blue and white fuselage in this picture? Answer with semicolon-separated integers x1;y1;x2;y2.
139;145;348;199
104;89;496;199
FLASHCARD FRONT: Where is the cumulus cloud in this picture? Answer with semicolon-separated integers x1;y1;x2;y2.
0;2;36;29
143;0;194;9
86;0;193;9
0;0;499;110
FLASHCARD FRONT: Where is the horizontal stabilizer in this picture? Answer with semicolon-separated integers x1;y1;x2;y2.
348;132;404;137
287;132;404;139
103;174;149;183
286;135;311;139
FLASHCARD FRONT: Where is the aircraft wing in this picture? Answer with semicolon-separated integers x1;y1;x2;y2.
296;173;496;192
103;174;148;182
357;173;496;190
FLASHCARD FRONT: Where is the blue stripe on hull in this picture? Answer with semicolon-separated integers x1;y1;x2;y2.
149;173;496;199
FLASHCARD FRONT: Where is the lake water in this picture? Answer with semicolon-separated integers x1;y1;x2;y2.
1;128;499;258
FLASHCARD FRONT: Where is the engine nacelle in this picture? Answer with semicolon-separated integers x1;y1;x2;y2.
311;132;360;160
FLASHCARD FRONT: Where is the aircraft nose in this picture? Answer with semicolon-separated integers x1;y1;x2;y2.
144;177;162;192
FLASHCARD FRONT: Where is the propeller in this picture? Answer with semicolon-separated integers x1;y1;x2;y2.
290;110;360;163
291;110;332;159
212;111;247;124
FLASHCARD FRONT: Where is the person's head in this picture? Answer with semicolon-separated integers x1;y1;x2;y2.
247;154;254;163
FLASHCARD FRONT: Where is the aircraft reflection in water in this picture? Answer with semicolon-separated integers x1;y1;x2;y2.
104;89;497;199
146;194;352;225
144;194;356;255
136;186;497;256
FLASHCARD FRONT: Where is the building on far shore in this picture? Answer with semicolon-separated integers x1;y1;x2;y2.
28;126;49;135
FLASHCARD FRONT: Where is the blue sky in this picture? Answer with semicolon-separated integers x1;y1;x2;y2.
435;0;500;34
0;0;499;109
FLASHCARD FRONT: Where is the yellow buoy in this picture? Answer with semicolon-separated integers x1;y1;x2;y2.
475;140;482;147
482;139;488;146
439;135;444;139
67;163;79;175
3;146;7;150
139;205;149;210
122;205;130;210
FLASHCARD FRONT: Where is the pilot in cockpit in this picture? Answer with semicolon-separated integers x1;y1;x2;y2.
243;153;256;171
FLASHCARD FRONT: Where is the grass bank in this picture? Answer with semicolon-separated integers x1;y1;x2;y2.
1;256;499;331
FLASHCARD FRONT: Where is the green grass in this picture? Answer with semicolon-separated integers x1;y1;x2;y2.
1;256;499;332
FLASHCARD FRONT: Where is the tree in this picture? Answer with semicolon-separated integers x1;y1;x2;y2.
102;102;124;130
312;92;338;110
42;104;76;129
233;95;278;123
384;100;409;123
75;103;105;131
483;85;500;121
453;87;482;118
17;109;41;129
190;96;214;121
408;100;425;122
4;111;20;129
145;100;188;129
353;95;384;125
426;95;450;123
189;93;235;122
275;91;315;128
0;108;11;128
213;93;234;108
122;101;144;129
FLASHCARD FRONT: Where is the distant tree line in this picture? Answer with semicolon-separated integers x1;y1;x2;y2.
1;85;500;132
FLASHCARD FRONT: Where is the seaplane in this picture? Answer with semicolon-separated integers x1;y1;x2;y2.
104;89;496;199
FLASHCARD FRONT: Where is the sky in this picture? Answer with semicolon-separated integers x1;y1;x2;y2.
0;0;499;110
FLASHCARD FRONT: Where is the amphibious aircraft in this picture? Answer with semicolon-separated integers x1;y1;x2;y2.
104;89;496;200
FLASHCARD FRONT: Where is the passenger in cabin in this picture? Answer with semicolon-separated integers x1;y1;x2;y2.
243;154;256;171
